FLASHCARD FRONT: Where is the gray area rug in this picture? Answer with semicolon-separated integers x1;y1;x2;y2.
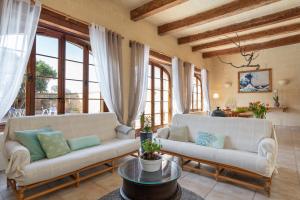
99;187;204;200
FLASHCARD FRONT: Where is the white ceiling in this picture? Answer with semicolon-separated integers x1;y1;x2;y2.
118;0;300;53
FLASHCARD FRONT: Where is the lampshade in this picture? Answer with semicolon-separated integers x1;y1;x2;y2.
213;93;220;99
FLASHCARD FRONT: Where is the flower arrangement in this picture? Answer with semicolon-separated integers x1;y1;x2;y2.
249;101;267;119
140;113;152;133
141;138;162;160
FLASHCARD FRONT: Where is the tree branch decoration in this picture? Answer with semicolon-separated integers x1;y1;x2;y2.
217;33;260;70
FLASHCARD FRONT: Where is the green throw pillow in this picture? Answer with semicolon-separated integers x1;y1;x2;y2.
37;131;71;159
196;132;225;149
67;135;101;151
15;127;53;162
168;125;189;142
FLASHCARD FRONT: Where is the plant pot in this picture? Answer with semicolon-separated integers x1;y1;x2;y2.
274;102;280;108
139;157;162;172
140;131;153;152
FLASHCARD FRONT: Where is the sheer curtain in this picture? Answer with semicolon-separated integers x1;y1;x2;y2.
89;24;124;123
127;41;149;126
172;57;194;114
201;68;211;112
0;0;41;120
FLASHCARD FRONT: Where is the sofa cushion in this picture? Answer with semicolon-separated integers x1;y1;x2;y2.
67;135;101;151
6;113;119;142
19;138;139;186
15;127;52;162
37;131;71;159
159;138;272;177
196;132;225;149
172;114;272;153
169;126;189;142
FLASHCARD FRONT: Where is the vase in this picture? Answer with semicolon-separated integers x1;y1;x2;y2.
274;102;280;108
211;107;225;117
140;132;153;152
139;156;162;172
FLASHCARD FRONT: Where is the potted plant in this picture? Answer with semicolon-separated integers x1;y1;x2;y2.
273;90;280;107
140;138;162;172
140;113;152;152
249;101;267;119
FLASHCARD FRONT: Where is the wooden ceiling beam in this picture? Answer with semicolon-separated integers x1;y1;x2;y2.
192;23;300;51
130;0;187;21
150;50;172;65
158;0;278;35
202;34;300;58
178;7;300;44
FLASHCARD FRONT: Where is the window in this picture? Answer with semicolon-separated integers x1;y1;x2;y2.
136;63;171;130
9;27;105;117
191;75;202;111
65;41;84;113
35;35;59;115
0;10;106;126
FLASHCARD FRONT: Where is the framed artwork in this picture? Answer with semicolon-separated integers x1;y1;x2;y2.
238;69;272;93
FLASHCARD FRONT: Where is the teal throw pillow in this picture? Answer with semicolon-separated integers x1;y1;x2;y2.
37;131;71;159
196;132;225;149
67;135;100;151
15;127;53;162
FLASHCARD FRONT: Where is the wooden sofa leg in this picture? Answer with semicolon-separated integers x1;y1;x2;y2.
111;160;115;173
265;178;271;197
76;172;80;187
17;187;25;200
215;167;220;181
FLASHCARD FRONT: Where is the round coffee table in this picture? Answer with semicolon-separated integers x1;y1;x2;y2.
118;158;182;200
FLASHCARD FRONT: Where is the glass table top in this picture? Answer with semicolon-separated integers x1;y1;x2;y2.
118;158;182;185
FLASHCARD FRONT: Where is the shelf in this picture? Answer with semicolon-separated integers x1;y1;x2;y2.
267;106;288;112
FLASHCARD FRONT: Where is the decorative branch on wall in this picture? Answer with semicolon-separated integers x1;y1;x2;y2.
218;34;260;70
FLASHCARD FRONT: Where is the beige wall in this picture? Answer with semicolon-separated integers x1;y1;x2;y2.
40;0;206;122
204;44;300;126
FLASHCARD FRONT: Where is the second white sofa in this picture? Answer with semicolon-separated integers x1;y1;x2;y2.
157;114;278;195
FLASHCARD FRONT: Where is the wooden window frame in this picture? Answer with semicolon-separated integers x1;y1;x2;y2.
191;75;203;112
25;25;105;115
148;62;172;131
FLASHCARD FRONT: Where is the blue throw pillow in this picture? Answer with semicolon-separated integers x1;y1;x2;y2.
196;132;225;149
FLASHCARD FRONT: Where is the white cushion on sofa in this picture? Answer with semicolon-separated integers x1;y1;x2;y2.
172;114;272;153
5;113;118;141
159;138;272;177
20;138;139;186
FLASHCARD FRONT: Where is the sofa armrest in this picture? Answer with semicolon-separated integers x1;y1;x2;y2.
157;127;170;139
258;138;277;165
117;129;136;140
5;140;30;179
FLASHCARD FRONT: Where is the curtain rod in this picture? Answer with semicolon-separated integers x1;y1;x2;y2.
40;5;124;39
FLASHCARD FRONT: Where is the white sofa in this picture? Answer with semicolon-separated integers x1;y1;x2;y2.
157;114;278;194
2;113;139;199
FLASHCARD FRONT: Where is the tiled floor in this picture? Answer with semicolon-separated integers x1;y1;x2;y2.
1;126;300;200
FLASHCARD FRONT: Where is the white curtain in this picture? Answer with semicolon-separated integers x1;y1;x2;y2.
201;68;211;112
89;23;124;123
127;41;149;126
0;0;41;120
172;57;194;114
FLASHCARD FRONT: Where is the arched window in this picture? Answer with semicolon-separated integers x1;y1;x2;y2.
135;62;171;130
191;75;202;111
4;30;106;119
